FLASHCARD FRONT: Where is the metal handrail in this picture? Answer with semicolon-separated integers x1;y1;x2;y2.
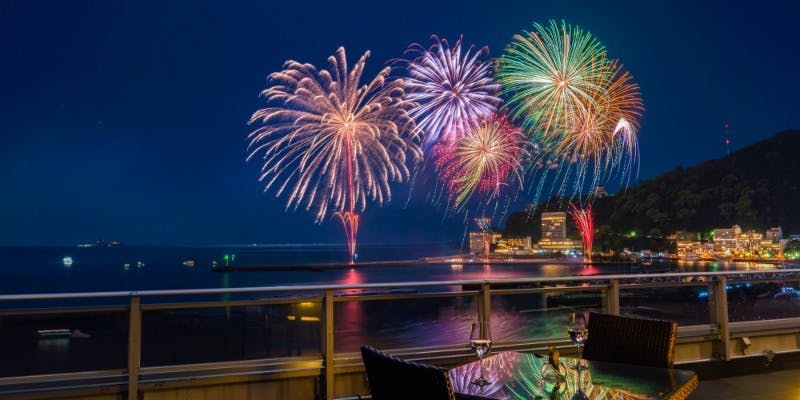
1;268;798;302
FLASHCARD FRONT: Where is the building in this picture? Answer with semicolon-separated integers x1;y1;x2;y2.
536;238;579;252
541;212;567;241
537;212;578;252
713;225;741;254
672;230;698;257
766;227;783;241
469;231;501;255
494;236;532;254
735;230;765;253
593;186;608;197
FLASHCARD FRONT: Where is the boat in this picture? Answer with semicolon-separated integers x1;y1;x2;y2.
182;260;196;267
37;328;71;338
62;257;73;267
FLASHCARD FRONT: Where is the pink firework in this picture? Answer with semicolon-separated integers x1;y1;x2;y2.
569;203;594;261
403;36;502;149
433;115;525;209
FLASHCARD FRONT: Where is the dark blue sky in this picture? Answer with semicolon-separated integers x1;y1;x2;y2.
1;1;798;246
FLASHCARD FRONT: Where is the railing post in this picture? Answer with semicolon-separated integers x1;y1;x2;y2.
603;279;620;315
479;283;491;339
709;276;731;360
322;290;335;400
127;295;141;400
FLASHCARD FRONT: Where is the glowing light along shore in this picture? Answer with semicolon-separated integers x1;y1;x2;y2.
248;47;421;263
570;203;594;262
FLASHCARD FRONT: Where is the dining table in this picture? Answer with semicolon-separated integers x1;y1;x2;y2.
449;351;698;400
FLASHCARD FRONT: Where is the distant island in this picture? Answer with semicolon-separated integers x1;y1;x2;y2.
77;240;123;248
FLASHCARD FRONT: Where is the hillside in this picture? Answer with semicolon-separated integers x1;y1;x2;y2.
505;130;800;247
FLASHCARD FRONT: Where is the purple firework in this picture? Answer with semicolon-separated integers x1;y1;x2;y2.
403;36;502;149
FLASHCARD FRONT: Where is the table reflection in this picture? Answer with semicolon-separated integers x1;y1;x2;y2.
449;352;696;400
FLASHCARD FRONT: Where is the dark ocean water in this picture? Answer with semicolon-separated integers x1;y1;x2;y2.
0;243;778;295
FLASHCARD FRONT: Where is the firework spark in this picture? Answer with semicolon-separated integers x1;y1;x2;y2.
247;47;421;262
570;203;594;261
403;36;502;149
433;115;526;210
474;217;492;232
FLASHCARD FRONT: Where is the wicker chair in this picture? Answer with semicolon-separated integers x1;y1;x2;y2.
361;345;456;400
582;312;679;368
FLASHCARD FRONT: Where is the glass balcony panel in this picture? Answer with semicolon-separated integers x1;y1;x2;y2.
619;286;710;325
334;295;477;352
727;280;800;322
141;302;321;367
491;287;603;341
0;311;127;377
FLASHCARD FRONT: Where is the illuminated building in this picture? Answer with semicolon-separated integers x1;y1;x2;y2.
536;239;579;252
469;231;501;255
593;186;608;197
537;212;578;252
713;225;741;254
671;230;697;257
766;227;783;241
735;230;764;252
540;212;567;240
495;236;532;254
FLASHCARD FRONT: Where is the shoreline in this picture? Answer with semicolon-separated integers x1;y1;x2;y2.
210;255;636;272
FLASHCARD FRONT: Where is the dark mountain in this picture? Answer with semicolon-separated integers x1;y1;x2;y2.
504;130;800;249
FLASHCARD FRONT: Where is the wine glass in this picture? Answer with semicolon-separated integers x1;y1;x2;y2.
567;312;588;370
567;312;589;400
468;321;492;387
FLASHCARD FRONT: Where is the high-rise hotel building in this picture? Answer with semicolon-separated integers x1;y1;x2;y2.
537;212;578;251
541;212;567;240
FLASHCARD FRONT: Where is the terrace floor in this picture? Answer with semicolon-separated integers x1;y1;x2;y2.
689;368;800;399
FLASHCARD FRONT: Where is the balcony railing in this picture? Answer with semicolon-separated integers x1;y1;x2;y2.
0;268;799;399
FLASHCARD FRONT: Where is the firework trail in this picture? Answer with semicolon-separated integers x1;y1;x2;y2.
432;115;527;211
248;47;421;263
570;203;594;261
403;36;502;149
497;20;643;202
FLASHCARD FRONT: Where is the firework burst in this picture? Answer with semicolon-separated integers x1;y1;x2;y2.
497;20;609;137
433;115;526;210
403;36;502;149
247;47;421;262
497;20;643;199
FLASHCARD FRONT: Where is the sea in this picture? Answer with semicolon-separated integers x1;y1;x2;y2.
0;242;763;295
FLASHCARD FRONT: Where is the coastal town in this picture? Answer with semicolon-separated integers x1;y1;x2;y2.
470;210;797;262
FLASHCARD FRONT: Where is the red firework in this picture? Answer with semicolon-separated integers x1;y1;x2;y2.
569;204;594;261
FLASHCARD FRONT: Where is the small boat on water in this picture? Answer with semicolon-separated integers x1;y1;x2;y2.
62;257;73;267
182;260;195;267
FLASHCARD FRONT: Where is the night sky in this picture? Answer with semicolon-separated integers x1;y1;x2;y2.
1;1;798;246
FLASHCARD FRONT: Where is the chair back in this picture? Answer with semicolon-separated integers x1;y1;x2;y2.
582;312;678;368
360;345;456;400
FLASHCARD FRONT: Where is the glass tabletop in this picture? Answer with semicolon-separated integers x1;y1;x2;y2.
449;351;698;400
